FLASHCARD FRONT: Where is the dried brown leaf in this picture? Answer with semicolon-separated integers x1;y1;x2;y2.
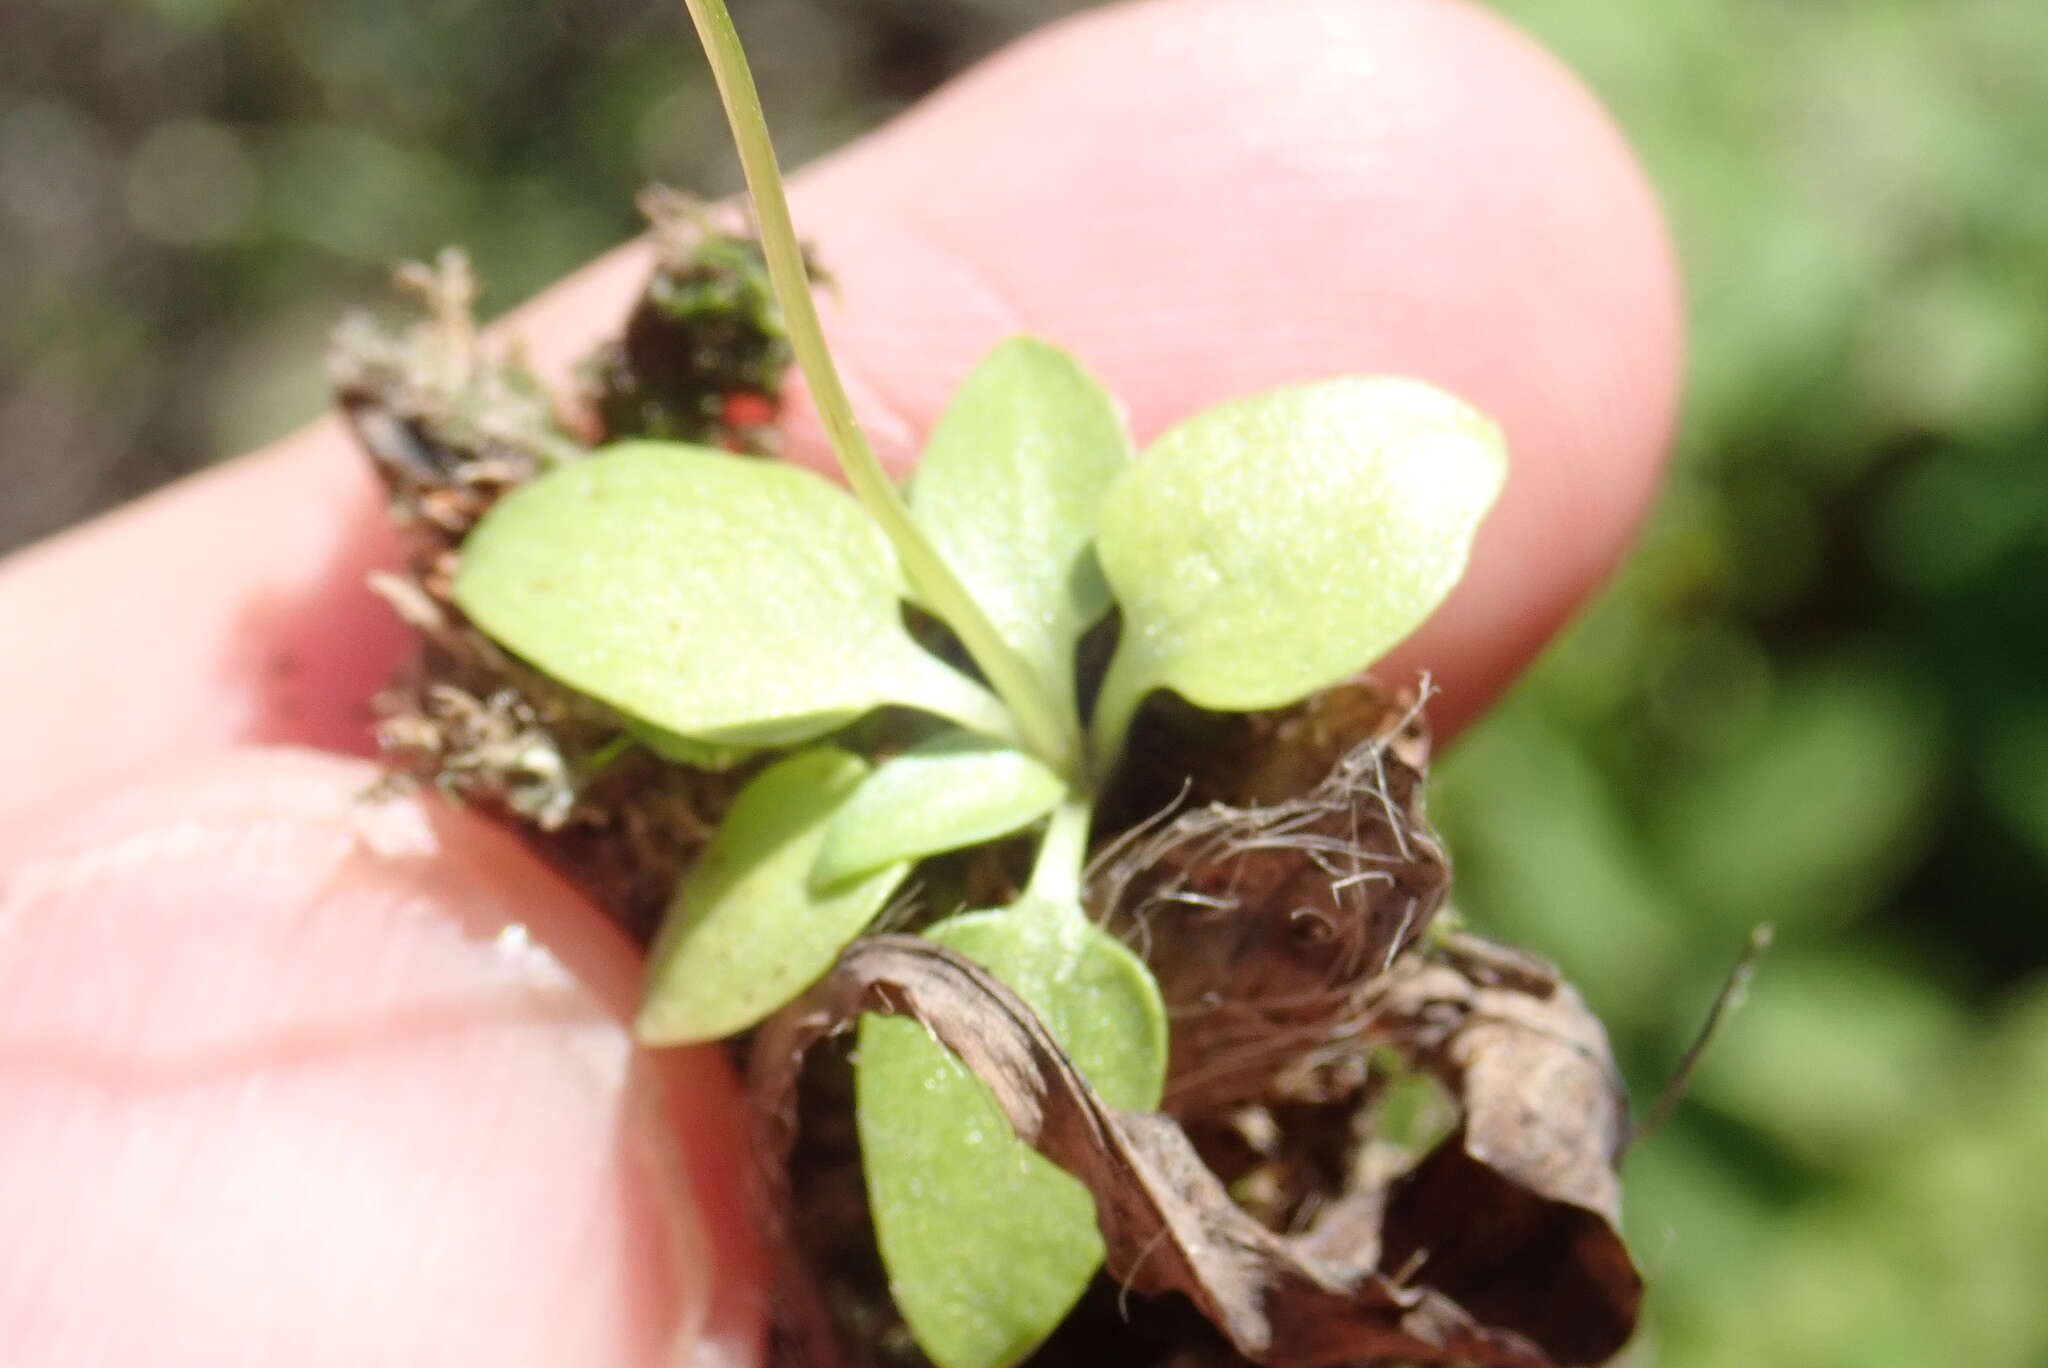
1375;937;1641;1365
751;934;1640;1368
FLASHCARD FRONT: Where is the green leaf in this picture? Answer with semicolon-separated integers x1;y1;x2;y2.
911;338;1132;729
857;901;1167;1368
637;747;908;1043
812;733;1067;889
453;441;1014;748
623;717;754;772
1089;377;1506;760
678;0;1083;776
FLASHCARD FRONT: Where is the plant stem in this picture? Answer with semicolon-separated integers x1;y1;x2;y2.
1087;641;1151;777
676;0;1083;781
1023;794;1093;910
581;733;636;778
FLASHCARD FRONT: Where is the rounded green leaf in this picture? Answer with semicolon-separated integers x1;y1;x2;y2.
1090;377;1507;759
812;733;1068;890
637;747;908;1044
910;338;1133;725
623;717;754;772
857;902;1167;1368
454;441;1013;747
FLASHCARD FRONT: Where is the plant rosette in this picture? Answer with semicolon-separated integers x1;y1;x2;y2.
453;335;1504;1367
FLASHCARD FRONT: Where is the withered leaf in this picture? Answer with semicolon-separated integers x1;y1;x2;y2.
750;934;1641;1368
1375;937;1642;1366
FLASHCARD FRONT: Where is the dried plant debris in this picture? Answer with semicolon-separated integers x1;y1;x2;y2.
333;248;584;588
745;700;1638;1368
1097;683;1450;1117
752;934;1637;1368
332;213;794;936
584;187;804;449
1374;944;1638;1367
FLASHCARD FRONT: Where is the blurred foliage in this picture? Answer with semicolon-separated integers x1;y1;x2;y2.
6;0;2047;1362
0;0;1097;549
1442;0;2048;1362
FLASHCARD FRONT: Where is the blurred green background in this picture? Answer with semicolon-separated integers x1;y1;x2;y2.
4;0;2045;1362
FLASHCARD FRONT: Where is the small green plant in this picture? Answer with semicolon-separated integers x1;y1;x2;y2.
448;2;1506;1364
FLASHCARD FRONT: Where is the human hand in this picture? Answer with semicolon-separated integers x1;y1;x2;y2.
0;1;1679;1361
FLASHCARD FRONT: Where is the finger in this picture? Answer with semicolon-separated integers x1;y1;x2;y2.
0;0;1678;810
0;748;764;1367
776;0;1681;733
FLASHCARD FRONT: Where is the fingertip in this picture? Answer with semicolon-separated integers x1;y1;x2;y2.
784;0;1682;729
0;428;404;816
1;0;1682;796
0;748;762;1367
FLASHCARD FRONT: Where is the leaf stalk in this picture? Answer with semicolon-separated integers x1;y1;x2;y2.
677;0;1084;780
1023;794;1093;910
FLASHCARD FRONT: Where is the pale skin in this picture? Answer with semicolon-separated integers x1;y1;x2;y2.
0;1;1681;1363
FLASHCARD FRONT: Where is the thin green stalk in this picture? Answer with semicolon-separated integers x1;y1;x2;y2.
676;0;1083;780
1023;794;1093;909
1086;643;1150;777
581;733;636;778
